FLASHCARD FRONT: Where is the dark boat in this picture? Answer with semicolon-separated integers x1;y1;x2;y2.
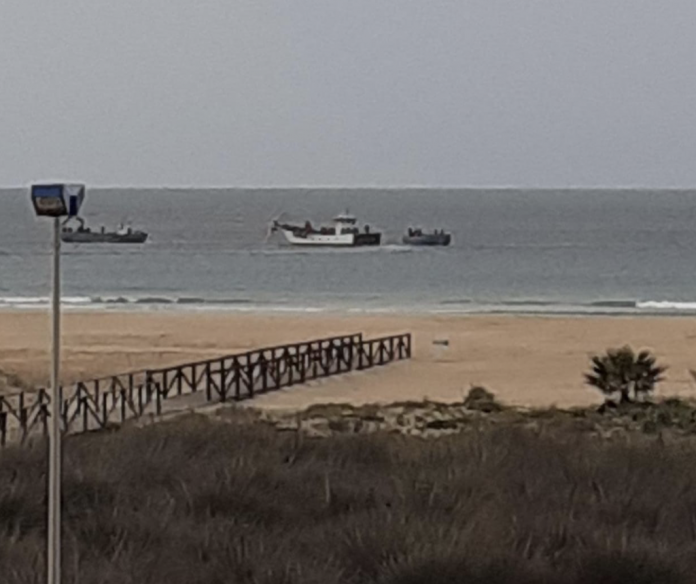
60;217;148;244
402;228;451;246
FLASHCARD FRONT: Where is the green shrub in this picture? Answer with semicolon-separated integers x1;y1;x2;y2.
463;386;502;412
585;346;666;404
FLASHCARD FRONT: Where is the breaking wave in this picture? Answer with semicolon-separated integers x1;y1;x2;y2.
1;296;696;315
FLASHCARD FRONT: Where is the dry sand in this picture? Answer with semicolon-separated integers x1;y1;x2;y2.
1;310;696;409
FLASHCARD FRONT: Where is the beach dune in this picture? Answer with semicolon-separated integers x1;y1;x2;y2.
1;311;695;409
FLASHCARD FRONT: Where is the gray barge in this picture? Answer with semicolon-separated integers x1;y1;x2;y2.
402;228;451;246
61;218;148;244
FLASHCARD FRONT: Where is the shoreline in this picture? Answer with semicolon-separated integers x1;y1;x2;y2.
3;305;696;318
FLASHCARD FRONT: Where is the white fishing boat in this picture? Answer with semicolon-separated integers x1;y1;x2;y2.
270;211;382;247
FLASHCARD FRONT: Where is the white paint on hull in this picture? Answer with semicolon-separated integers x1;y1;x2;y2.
280;228;356;246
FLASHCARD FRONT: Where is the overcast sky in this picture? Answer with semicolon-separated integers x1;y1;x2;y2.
1;1;695;188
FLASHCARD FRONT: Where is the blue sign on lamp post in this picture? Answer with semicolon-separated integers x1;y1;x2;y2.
30;183;85;584
31;184;68;217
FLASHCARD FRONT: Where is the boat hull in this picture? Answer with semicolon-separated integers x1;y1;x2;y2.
402;233;451;246
61;232;148;244
278;227;381;247
353;233;382;246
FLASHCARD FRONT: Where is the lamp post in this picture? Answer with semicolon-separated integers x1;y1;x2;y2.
30;183;85;584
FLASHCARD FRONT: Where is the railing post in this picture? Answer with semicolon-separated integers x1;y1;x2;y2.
275;350;282;386
162;370;169;400
60;387;69;434
287;349;294;386
0;398;7;446
0;412;6;447
299;349;307;383
261;353;268;392
323;342;331;377
101;393;108;428
219;359;227;402
205;362;212;401
335;341;342;373
155;377;163;416
143;370;152;412
234;358;242;400
93;380;101;425
120;390;127;422
41;392;50;438
18;393;27;438
81;397;89;432
247;357;255;398
312;344;319;378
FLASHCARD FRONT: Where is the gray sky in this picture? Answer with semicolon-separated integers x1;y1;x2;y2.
1;1;695;188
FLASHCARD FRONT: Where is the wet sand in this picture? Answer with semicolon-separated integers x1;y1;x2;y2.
1;311;695;408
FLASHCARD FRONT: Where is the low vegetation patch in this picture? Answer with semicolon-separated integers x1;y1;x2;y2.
3;394;696;584
260;386;696;440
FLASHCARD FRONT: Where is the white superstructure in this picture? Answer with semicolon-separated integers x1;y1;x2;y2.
271;212;381;247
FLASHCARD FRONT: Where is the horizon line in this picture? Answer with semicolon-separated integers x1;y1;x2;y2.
1;183;696;191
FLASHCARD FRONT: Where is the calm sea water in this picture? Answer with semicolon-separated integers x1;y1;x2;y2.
2;188;696;315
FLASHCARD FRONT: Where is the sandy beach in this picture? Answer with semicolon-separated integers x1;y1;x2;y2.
1;310;696;409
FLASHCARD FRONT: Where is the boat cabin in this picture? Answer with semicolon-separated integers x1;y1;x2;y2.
333;212;357;224
295;212;370;236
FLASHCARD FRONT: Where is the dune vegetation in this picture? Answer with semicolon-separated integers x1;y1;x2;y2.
1;347;693;583
2;388;696;584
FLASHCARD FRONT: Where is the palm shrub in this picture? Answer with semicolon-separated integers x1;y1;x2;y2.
463;386;502;412
585;346;666;404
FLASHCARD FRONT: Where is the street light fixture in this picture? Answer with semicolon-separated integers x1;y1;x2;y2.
30;183;85;584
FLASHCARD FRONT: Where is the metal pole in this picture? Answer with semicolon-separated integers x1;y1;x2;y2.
47;216;61;584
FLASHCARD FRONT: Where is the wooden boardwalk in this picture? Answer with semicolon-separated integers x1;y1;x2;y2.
0;332;411;446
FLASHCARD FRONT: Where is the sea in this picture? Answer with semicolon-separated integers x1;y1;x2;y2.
1;188;696;316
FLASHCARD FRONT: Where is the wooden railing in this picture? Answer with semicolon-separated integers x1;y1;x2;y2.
0;332;412;447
